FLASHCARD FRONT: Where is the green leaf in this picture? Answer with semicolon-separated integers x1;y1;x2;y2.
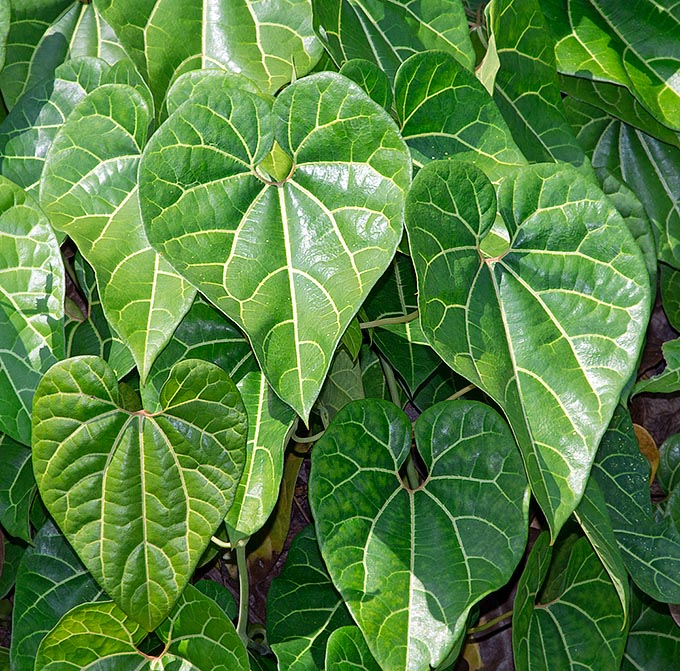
40;83;196;382
488;0;591;170
592;405;680;603
659;433;680;496
95;0;322;105
10;519;106;671
309;399;529;671
32;356;248;630
65;253;135;380
512;532;627;671
622;587;680;671
325;626;381;671
564;96;680;270
312;0;475;82
406;160;650;537
362;253;443;394
574;477;630;622
0;177;64;446
0;533;25;599
0;434;34;542
0;56;131;194
661;264;680;330
225;371;296;536
142;297;257;412
0;0;128;110
317;348;365;425
193;579;238;621
395;50;527;177
267;525;354;671
0;0;9;73
140;71;411;421
633;338;680;395
339;59;393;110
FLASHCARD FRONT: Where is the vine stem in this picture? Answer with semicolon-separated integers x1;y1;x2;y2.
447;383;477;402
210;535;231;549
467;609;513;635
360;310;419;330
292;427;325;443
236;543;250;645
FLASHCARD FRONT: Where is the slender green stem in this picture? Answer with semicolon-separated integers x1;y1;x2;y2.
467;609;513;635
447;383;477;402
292;428;325;443
378;352;402;408
210;535;231;550
360;310;419;330
236;543;250;645
404;455;421;490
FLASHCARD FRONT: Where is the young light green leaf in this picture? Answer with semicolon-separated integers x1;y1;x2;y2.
0;0;127;110
661;265;680;330
95;0;322;105
0;177;64;446
513;532;627;671
633;339;680;395
140;71;411;421
225;371;296;536
309;399;529;671
267;525;354;671
395;51;527;177
622;587;680;671
32;356;248;631
40;83;196;382
406;160;650;538
488;0;591;171
325;626;381;671
0;434;34;542
312;0;475;81
592;405;680;602
565;95;680;271
10;520;106;671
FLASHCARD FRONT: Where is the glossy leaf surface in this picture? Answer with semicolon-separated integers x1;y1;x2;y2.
407;160;650;536
95;0;322;104
309;399;529;671
41;82;195;382
395;50;526;177
513;532;627;670
267;525;354;671
312;0;475;81
0;177;64;445
140;72;411;420
32;356;247;630
10;520;105;671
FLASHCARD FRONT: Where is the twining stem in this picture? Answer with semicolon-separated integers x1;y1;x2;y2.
210;535;231;550
292;427;325;443
447;383;477;402
360;310;419;330
236;543;250;645
467;609;513;635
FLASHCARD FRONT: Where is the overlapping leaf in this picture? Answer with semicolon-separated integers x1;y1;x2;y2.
661;265;680;330
309;399;529;671
395;50;527;177
0;177;64;446
317;348;365;424
488;0;590;170
659;433;680;496
267;525;354;671
32;356;248;630
40;83;195;382
0;0;128;110
0;434;34;542
406;160;650;536
591;405;680;602
95;0;322;105
633;338;680;395
10;520;106;671
312;0;475;82
139;71;411;420
513;532;627;671
339;59;392;110
326;626;381;671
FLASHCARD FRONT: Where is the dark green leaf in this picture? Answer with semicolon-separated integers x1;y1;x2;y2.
659;433;680;496
661;264;680;330
194;579;238;621
633;339;680;396
0;434;34;541
339;59;392;110
325;626;381;671
0;532;25;598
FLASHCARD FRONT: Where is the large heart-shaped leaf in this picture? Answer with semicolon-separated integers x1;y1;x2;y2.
139;71;411;421
40;83;196;382
0;177;64;446
95;0;322;105
512;532;627;671
406;160;650;536
32;356;248;630
312;0;475;82
309;399;529;671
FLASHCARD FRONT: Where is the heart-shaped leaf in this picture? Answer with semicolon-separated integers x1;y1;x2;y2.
406;160;651;536
309;399;529;671
0;177;64;446
139;71;411;421
326;626;381;671
32;356;248;630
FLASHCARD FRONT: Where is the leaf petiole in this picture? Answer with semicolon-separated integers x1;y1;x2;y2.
360;310;419;330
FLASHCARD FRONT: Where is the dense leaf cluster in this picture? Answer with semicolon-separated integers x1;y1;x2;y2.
1;1;679;669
